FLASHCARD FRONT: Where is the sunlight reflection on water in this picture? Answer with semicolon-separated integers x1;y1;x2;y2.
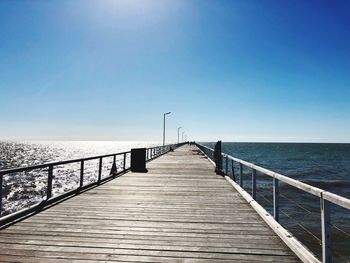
0;141;160;215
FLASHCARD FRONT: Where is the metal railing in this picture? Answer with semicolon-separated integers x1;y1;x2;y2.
0;143;183;227
196;142;350;263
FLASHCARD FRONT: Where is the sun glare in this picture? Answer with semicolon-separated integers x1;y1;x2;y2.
97;0;165;16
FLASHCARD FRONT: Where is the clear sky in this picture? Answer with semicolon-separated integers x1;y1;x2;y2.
1;0;349;143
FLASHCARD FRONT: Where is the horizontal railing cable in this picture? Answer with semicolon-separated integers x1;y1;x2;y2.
256;194;350;263
257;192;322;244
259;175;350;257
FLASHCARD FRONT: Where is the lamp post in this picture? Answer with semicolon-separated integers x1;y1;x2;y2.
163;112;171;146
182;131;185;143
177;127;182;144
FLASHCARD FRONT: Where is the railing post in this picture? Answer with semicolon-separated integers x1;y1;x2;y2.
110;155;117;176
98;157;102;183
273;177;279;222
214;141;222;174
231;160;235;181
252;169;256;199
80;160;84;188
47;165;53;200
0;174;3;218
239;163;243;187
321;195;332;263
123;153;126;170
225;156;228;175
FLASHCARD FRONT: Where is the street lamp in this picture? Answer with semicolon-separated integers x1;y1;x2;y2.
163;112;171;146
182;131;185;143
177;127;182;144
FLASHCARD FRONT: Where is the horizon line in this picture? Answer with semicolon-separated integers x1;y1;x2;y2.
0;138;349;144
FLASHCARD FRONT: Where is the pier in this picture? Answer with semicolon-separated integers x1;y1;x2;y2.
0;143;349;262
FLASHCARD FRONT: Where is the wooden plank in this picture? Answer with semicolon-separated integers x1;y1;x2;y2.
0;244;300;262
1;232;278;242
0;234;287;249
0;241;294;256
0;250;301;263
0;145;301;262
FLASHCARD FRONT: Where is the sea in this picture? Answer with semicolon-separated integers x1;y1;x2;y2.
0;141;159;216
0;141;349;262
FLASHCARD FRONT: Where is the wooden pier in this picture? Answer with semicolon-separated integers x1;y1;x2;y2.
0;145;302;262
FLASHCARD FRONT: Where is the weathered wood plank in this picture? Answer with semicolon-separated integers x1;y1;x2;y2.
0;234;288;249
0;250;301;263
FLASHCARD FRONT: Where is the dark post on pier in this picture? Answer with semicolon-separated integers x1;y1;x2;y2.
130;148;147;173
214;140;222;174
0;142;349;263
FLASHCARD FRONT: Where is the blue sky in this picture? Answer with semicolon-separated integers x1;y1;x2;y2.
1;0;349;143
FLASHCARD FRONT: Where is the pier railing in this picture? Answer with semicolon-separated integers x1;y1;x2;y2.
196;142;350;263
0;143;183;226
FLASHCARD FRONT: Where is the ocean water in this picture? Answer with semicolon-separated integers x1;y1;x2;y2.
0;141;349;261
0;141;159;217
0;141;159;170
203;142;350;262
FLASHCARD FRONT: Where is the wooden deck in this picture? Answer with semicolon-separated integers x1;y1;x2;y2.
0;145;301;262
